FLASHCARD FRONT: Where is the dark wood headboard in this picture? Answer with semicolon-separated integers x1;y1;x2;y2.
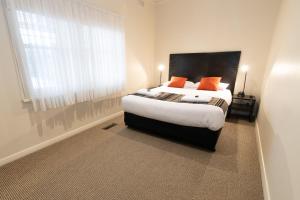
169;51;241;93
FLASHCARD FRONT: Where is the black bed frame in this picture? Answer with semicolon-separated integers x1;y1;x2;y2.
124;51;241;151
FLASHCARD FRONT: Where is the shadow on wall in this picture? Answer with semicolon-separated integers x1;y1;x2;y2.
126;53;151;92
22;98;122;136
257;107;293;200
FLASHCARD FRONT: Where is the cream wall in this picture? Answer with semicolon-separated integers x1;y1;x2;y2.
0;0;155;161
257;0;300;199
154;0;281;97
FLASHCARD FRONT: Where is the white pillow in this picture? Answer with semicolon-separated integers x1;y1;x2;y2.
193;82;200;89
184;81;195;88
194;82;230;90
162;81;170;86
162;81;195;88
219;82;230;90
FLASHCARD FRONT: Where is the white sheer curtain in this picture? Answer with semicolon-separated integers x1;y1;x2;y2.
4;0;125;111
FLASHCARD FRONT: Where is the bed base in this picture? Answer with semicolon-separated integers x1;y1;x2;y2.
124;112;221;151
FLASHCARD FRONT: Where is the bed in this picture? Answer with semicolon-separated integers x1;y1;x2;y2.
122;51;241;151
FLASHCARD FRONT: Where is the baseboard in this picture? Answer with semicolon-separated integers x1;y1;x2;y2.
0;111;124;167
255;121;270;200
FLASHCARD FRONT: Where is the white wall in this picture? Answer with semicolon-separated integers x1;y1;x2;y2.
154;0;281;97
0;0;155;161
257;0;300;199
124;0;156;92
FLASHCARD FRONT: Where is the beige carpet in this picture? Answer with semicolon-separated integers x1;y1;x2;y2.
0;115;263;200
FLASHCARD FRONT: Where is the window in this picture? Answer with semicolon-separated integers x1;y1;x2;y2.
4;0;125;111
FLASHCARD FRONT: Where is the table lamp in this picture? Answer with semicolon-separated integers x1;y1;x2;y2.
158;64;164;85
238;64;249;97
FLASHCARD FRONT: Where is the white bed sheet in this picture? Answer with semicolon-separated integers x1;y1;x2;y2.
122;86;232;131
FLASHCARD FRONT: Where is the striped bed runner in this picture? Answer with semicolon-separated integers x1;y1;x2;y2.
132;92;228;114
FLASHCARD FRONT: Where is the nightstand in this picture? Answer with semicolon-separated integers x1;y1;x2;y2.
228;94;256;122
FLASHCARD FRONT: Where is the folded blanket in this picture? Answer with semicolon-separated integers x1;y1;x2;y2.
131;92;228;114
181;95;211;103
136;89;161;97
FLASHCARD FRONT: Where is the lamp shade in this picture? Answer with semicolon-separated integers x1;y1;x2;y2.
158;64;164;71
241;64;249;72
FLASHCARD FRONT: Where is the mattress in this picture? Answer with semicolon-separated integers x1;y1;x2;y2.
122;86;232;131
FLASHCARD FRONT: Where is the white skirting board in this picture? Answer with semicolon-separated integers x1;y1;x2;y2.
0;111;124;167
255;122;271;200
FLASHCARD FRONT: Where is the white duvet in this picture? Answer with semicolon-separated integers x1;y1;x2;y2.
122;86;232;131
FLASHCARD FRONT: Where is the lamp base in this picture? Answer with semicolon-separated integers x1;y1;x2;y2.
237;91;245;97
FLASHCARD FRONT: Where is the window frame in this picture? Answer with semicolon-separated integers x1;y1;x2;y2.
3;0;126;104
3;5;32;102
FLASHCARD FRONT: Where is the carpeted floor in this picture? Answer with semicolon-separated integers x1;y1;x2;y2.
0;115;263;200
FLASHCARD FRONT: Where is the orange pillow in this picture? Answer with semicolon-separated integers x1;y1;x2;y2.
198;77;222;91
168;76;187;88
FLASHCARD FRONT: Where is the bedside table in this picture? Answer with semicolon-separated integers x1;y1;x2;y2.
228;94;256;122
